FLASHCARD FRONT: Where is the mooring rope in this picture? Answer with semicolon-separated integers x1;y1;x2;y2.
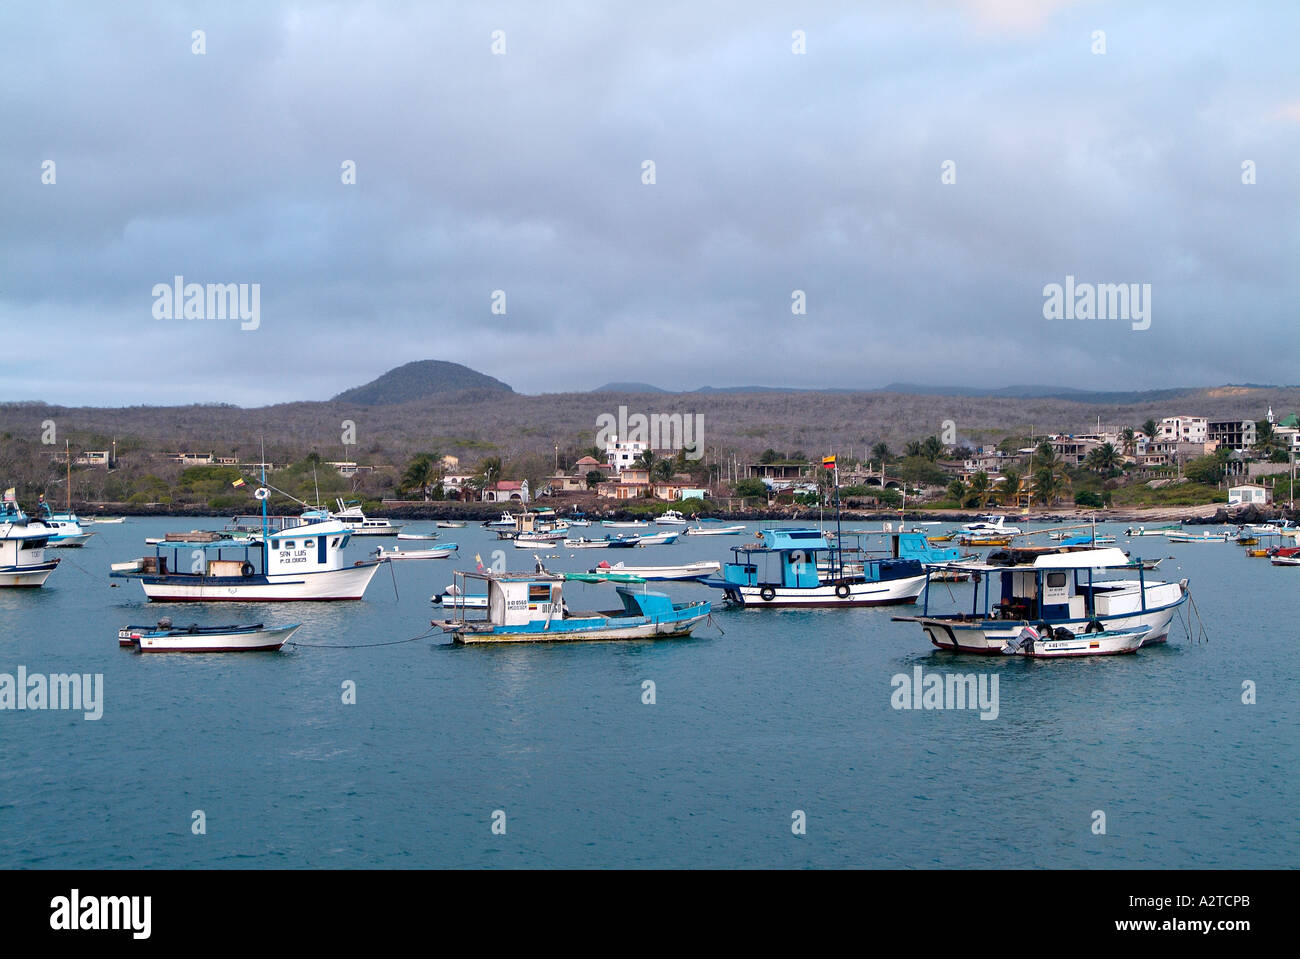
287;626;439;649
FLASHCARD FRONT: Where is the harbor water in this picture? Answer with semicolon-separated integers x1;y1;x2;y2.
1;518;1295;868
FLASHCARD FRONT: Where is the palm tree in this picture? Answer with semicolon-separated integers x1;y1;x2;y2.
1030;447;1073;503
947;478;968;506
871;442;891;469
966;470;993;507
997;467;1024;508
904;440;922;458
401;453;437;500
921;436;944;461
1086;442;1121;474
1120;427;1136;457
1142;419;1158;441
634;449;656;472
653;459;673;482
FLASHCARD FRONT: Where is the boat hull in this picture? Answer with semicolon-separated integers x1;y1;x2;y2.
128;624;302;652
909;603;1182;654
1002;628;1145;657
448;610;709;644
718;574;927;607
48;533;93;548
0;561;60;587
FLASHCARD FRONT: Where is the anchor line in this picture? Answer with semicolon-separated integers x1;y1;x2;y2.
706;613;725;635
1185;588;1209;644
287;627;438;649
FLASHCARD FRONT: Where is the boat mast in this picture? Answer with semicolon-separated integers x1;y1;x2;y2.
65;439;71;513
833;456;844;576
260;438;268;568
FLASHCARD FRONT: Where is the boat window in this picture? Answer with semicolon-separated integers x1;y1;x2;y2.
1046;572;1067;588
331;538;341;548
528;584;552;602
284;541;295;548
303;539;313;548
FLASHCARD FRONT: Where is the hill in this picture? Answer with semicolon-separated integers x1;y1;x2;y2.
332;360;513;406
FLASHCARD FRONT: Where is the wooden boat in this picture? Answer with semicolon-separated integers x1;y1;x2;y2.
588;560;721;581
433;568;710;644
1001;624;1147;658
957;534;1013;547
118;619;301;652
1246;547;1270;557
373;544;457;560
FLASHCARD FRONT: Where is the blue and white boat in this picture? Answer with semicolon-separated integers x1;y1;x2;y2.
702;528;928;607
433;566;711;644
35;500;94;547
893;547;1188;653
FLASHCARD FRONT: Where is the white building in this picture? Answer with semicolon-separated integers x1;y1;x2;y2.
1228;484;1270;506
1157;416;1208;444
605;437;648;474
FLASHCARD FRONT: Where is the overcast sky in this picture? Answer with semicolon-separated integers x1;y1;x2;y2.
2;1;1297;405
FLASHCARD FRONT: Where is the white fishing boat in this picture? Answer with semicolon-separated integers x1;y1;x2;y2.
602;519;651;529
397;531;439;541
683;524;747;536
961;514;1022;535
118;619;302;652
566;518;592;527
628;530;680;546
1001;623;1147;658
1124;524;1181;536
86;516;125;524
1167;531;1231;543
436;520;467;529
514;537;561;550
328;499;404;536
656;510;689;526
111;516;385;601
563;536;613;549
588;560;721;581
373;543;457;560
894;548;1187;653
0;510;61;588
485;511;518;530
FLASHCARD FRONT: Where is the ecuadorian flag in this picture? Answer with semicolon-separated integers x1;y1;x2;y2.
231;477;247;488
822;454;836;470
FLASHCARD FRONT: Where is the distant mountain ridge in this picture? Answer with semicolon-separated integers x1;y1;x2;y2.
585;381;1254;404
332;360;513;406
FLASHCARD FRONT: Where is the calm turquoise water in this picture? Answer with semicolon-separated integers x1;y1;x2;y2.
1;518;1294;868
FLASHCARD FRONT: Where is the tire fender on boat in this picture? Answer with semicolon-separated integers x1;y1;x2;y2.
240;561;255;578
1084;619;1104;634
835;583;851;599
760;586;776;602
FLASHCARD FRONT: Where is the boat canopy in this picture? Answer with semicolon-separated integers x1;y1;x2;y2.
754;528;831;551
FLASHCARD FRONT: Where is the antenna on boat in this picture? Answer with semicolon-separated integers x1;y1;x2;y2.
260;437;268;562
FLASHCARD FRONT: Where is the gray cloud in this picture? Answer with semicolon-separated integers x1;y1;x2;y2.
1;0;1297;404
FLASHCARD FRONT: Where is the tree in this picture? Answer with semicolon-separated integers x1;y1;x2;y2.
400;453;439;500
871;442;891;467
921;436;944;462
1142;419;1159;441
1120;427;1136;457
966;470;994;507
733;478;767;498
1085;442;1121;475
634;449;656;472
759;448;782;464
1031;447;1072;505
997;467;1024;507
653;459;673;482
1255;420;1275;451
1183;454;1224;486
585;470;604;490
1074;490;1104;508
904;440;922;458
947;478;968;505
